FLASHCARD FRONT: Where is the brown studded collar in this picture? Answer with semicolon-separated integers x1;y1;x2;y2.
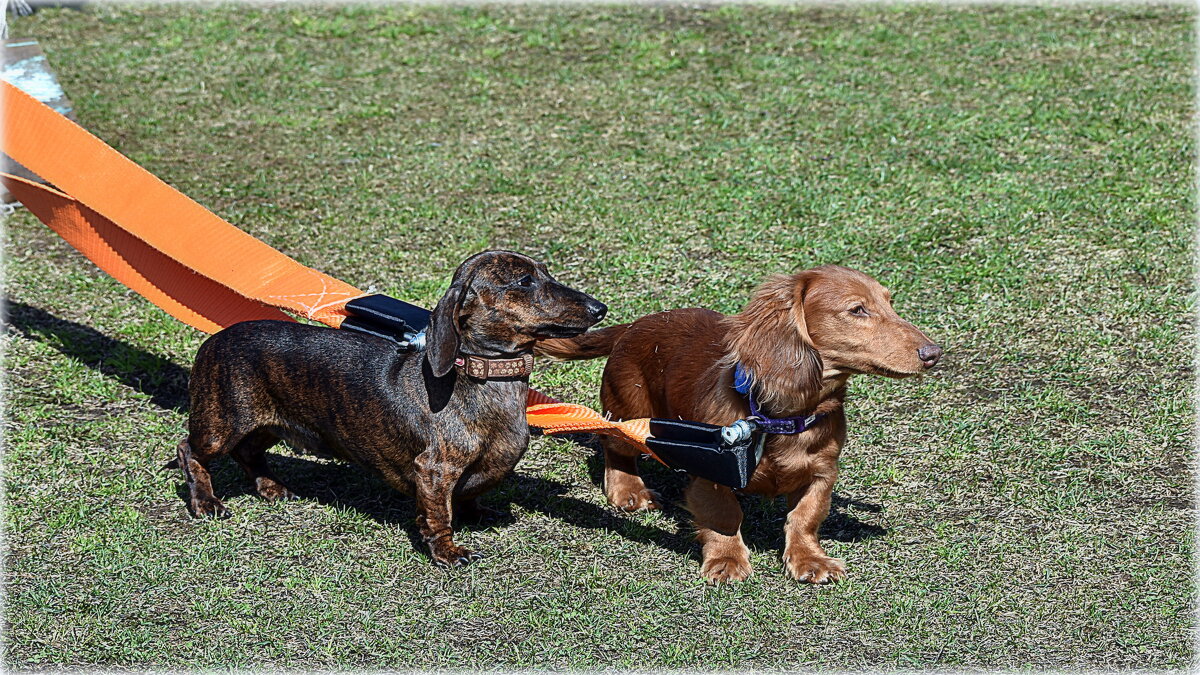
454;353;535;380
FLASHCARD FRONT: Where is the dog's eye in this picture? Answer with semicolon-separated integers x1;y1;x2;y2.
850;305;869;317
515;275;534;288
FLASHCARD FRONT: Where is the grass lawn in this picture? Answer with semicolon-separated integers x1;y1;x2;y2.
3;3;1195;670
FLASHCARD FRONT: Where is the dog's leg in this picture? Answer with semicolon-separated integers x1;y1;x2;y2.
686;477;752;583
601;437;660;511
176;437;231;519
412;450;483;568
229;430;296;503
782;471;846;584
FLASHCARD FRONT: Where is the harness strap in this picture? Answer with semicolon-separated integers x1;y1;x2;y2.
733;363;826;434
2;175;293;333
2;81;366;328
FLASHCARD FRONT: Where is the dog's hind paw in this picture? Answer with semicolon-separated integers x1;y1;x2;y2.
430;544;483;569
608;486;661;512
457;551;485;566
255;477;299;503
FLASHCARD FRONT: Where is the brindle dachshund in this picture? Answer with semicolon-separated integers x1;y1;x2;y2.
177;250;606;567
538;265;941;583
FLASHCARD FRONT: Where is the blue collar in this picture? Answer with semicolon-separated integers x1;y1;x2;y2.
733;363;825;435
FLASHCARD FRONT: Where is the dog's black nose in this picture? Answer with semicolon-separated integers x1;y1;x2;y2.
918;344;943;369
586;299;608;323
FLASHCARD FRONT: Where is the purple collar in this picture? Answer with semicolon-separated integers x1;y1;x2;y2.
733;363;825;435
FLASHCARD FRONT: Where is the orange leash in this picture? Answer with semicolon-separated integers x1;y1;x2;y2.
2;81;363;329
2;81;655;452
3;175;295;332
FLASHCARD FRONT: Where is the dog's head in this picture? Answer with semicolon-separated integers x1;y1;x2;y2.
725;265;941;404
425;250;607;377
796;265;941;378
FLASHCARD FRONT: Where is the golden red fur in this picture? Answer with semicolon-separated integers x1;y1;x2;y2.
537;265;941;583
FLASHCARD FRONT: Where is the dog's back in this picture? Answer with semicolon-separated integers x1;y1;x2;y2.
189;320;433;466
592;309;743;425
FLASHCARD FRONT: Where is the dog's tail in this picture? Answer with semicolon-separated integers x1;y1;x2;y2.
535;324;630;361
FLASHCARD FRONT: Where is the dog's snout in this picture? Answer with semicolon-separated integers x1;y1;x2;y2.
586;299;608;323
918;343;943;369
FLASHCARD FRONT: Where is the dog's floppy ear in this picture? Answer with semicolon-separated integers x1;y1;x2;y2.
426;281;464;378
722;272;822;409
790;273;815;348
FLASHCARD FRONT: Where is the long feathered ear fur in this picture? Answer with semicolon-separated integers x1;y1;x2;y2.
721;273;823;412
426;281;464;378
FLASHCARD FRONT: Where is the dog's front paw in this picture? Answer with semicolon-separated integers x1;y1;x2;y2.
783;553;846;584
607;486;661;512
700;555;753;584
430;542;484;569
190;496;231;520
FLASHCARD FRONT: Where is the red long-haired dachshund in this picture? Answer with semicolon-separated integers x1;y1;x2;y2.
537;265;941;583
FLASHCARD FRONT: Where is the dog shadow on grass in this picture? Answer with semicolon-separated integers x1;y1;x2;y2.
176;443;884;563
10;300;885;560
167;448;638;559
171;446;673;557
171;452;437;553
6;300;191;412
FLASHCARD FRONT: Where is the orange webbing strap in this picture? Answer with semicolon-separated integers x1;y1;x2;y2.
3;80;657;454
2;80;364;328
525;389;653;449
3;175;295;332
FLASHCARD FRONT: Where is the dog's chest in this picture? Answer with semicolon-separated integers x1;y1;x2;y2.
447;379;531;482
746;434;837;496
458;379;529;446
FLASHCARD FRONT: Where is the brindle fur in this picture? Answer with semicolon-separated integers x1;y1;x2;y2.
178;250;606;568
